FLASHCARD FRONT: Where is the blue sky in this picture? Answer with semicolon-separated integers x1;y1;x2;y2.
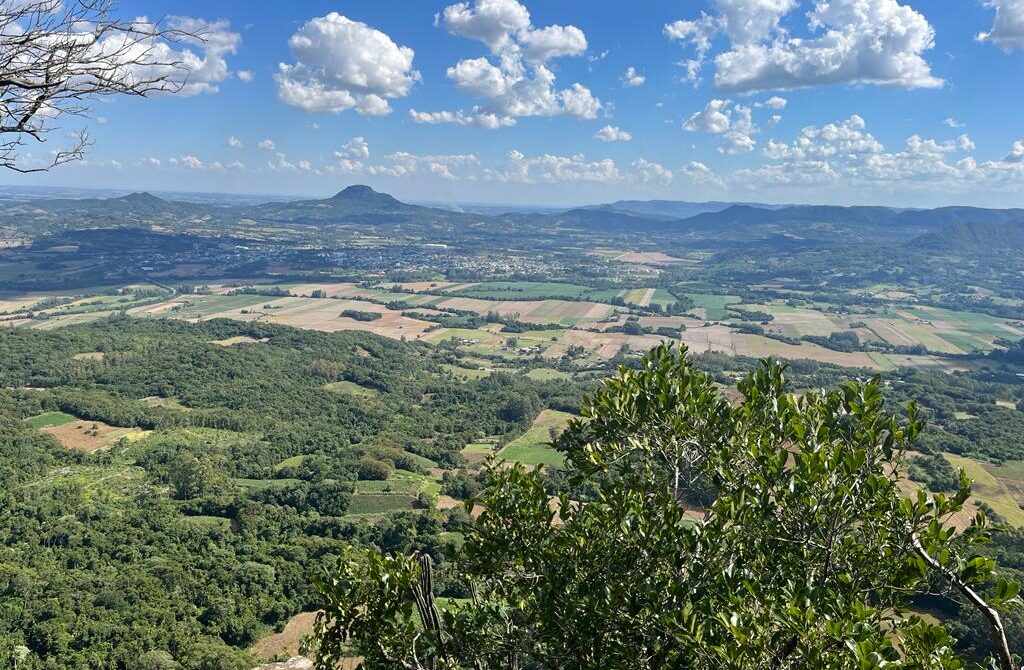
6;0;1024;207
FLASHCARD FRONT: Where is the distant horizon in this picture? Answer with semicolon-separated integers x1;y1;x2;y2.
0;182;1016;213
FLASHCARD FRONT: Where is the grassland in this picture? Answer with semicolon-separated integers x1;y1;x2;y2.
943;453;1024;527
24;411;78;428
685;293;741;320
324;380;378;396
497;410;573;468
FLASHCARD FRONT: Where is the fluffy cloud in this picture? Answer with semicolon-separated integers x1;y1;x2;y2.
275;12;420;115
632;159;673;185
268;153;313;173
237;70;254;83
439;0;531;52
227;136;243;149
943;117;965;129
978;0;1024;51
171;155;226;171
726;115;1017;196
683;99;761;153
721;131;757;154
683;99;732;134
257;139;276;151
594;125;633;142
680;161;726;189
409;108;517;129
519;24;588;61
622;66;646;87
666;0;942;93
759;96;787;109
484;150;619;183
366;152;480;180
418;0;600;129
337;136;370;159
1004;140;1024;163
92;16;241;97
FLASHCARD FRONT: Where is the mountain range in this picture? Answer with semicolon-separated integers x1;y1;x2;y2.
3;184;1024;253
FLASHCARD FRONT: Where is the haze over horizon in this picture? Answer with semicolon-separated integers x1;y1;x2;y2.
4;0;1024;209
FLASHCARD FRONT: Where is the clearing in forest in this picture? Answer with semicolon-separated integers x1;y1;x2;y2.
41;420;148;453
497;410;574;467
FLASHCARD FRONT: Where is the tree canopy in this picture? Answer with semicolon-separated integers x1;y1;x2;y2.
311;344;1022;670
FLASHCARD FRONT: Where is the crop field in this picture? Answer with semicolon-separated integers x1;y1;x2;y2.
943;453;1024;527
274;455;308;471
561;328;664;359
742;334;883;370
590;249;693;265
434;295;614;326
144;294;270;319
447;281;621;303
170;295;439;340
685;293;741;320
497;410;574;467
764;305;844;338
678;324;746;356
347;493;418;515
621;288;655;307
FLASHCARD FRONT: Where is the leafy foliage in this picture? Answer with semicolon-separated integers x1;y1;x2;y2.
311;345;1023;670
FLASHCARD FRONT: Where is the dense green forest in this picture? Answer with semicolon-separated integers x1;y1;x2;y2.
0;317;589;669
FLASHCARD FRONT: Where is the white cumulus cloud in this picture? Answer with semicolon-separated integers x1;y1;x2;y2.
594;125;632;142
418;0;600;129
667;0;942;93
978;0;1024;51
275;12;420;115
622;66;646;87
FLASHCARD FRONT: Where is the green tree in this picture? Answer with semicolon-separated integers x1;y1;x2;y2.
310;344;1021;670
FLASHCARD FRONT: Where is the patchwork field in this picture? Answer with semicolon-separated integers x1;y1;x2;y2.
3;279;1021;376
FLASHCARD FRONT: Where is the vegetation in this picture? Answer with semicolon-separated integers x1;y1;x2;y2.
311;346;1022;670
0;317;597;669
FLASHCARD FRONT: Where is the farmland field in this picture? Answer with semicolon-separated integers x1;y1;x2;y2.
497;409;574;467
24;411;78;428
685;293;741;320
943;453;1024;527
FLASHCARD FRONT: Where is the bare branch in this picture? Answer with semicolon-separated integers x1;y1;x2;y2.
911;533;1018;670
0;0;203;171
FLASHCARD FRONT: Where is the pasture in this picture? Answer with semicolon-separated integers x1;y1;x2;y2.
24;411;78;428
943;453;1024;528
685;293;741;320
497;409;573;467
